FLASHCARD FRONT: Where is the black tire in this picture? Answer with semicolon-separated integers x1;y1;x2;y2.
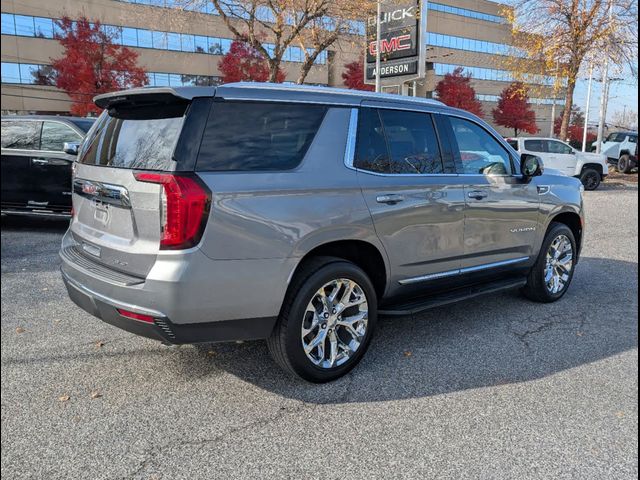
618;154;632;174
522;222;577;303
579;168;601;190
267;256;378;383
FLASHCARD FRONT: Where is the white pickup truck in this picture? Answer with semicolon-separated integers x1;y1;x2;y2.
593;131;638;173
507;137;608;190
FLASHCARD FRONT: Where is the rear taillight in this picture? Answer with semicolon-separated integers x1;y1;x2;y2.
134;172;211;250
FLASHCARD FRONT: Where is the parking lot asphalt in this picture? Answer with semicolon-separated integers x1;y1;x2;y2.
1;184;638;479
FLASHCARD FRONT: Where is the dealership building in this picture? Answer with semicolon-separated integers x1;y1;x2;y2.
1;0;564;135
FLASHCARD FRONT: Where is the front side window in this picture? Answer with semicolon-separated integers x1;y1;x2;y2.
1;121;41;150
628;135;637;143
547;140;573;154
40;121;82;151
449;117;512;175
524;139;546;153
197;101;327;171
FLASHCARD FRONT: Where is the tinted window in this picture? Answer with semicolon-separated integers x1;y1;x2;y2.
547;140;573;154
507;139;519;150
1;120;41;149
197;102;327;171
449;117;512;175
70;119;96;133
40;121;82;151
378;110;443;174
524;139;546;153
354;108;389;174
80;113;184;171
629;135;637;143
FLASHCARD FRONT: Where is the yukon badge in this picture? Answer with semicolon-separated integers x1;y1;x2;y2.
511;226;536;233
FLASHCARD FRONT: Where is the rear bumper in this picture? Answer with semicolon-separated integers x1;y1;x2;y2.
59;228;295;344
62;267;277;344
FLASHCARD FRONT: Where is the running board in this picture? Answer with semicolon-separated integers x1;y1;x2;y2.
379;278;527;316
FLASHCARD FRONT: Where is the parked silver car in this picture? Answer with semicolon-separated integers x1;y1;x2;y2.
60;83;584;382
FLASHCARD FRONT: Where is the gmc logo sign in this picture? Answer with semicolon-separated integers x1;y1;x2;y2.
369;35;412;56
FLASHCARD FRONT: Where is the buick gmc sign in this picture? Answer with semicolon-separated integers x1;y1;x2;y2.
365;0;426;83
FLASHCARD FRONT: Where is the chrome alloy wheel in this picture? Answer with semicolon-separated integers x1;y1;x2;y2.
545;234;574;294
301;278;369;369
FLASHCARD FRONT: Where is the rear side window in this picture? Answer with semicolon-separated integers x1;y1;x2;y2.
355;108;443;175
40;121;82;151
196;101;327;171
1;120;41;150
547;140;573;154
524;139;546;153
379;110;443;174
507;139;519;151
80;113;185;171
629;135;637;143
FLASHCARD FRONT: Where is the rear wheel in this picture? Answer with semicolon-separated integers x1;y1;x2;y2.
580;168;601;190
618;154;632;174
522;223;577;303
267;257;377;383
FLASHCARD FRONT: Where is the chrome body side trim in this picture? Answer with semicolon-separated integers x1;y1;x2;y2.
399;256;530;285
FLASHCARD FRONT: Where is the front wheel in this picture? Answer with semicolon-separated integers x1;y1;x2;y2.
618;155;633;174
522;223;577;303
267;257;377;383
580;168;601;190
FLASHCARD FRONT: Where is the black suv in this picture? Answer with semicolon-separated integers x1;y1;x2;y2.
1;115;95;217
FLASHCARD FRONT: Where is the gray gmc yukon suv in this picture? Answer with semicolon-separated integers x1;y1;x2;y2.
60;83;584;382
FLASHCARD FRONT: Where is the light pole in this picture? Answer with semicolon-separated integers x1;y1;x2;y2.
596;3;613;154
549;60;560;138
375;0;382;93
582;63;594;152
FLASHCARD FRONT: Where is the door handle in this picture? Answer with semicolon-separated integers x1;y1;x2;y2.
376;194;405;205
31;158;50;165
467;190;488;200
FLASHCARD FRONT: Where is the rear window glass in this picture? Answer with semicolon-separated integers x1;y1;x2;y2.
79;113;184;171
196;101;327;171
1;120;41;150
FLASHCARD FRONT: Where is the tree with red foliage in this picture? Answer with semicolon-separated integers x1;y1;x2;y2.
342;60;374;91
219;40;286;84
434;67;483;117
49;17;147;116
554;105;596;149
492;82;538;136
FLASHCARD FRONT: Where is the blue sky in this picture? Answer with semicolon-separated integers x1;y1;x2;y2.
573;67;639;127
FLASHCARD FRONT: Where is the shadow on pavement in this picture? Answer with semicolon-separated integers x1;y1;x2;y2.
177;256;638;404
1;214;70;233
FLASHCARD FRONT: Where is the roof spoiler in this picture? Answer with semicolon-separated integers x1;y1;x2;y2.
94;87;215;119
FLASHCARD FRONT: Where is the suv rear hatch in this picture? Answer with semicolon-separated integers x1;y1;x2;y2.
66;88;213;279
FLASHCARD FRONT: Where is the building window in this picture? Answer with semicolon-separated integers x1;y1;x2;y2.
0;13;328;65
14;14;35;36
1;13;15;35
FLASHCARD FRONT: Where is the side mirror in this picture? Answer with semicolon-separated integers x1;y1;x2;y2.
521;153;544;178
63;142;80;156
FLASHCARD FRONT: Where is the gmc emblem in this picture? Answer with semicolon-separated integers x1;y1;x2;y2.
82;183;98;195
369;35;412;56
